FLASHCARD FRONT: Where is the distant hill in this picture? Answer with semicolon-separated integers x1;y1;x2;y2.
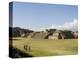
9;27;78;39
9;27;34;37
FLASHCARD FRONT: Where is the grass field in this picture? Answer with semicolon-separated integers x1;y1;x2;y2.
11;38;78;57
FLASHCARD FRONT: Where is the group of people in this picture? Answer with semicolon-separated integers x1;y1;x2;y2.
24;44;31;52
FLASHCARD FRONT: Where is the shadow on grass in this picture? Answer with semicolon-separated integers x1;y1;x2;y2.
9;46;33;58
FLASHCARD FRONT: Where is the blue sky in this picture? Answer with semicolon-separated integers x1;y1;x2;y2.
12;2;78;31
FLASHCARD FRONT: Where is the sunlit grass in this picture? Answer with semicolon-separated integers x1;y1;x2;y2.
11;38;78;57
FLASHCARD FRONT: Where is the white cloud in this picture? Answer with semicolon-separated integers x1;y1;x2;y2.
26;19;78;32
48;19;78;31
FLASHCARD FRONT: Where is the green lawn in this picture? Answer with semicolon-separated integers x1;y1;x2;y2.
11;38;78;57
